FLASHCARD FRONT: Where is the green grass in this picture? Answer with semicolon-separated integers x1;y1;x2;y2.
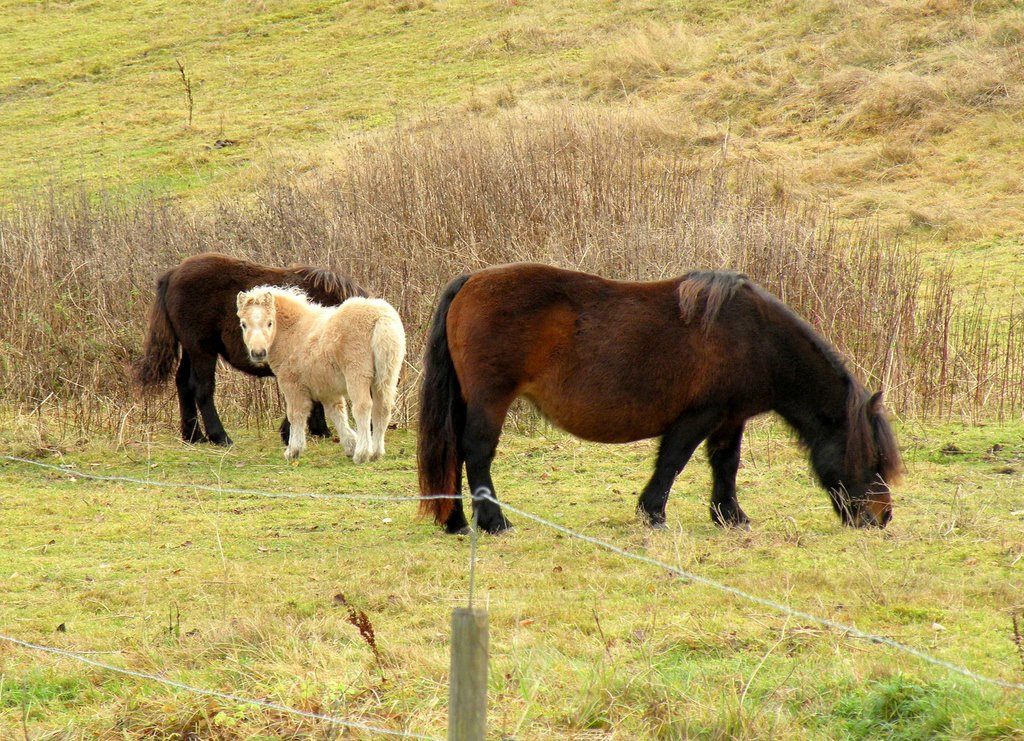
1;414;1022;738
0;0;616;195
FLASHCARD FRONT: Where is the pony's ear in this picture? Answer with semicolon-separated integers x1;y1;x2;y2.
236;291;248;311
258;290;274;308
869;390;884;414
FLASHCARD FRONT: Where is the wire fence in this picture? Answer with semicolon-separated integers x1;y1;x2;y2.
1;453;1022;737
0;633;441;741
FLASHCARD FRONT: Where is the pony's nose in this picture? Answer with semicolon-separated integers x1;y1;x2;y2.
250;349;267;363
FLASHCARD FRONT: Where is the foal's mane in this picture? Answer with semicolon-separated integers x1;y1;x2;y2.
260;284;326;309
290;266;367;302
677;271;902;484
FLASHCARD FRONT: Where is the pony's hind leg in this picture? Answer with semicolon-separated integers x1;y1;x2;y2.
706;422;749;528
370;381;397;461
637;408;723;528
349;383;375;464
190;351;232;446
175;353;205;443
324;398;357;457
282;387;313;461
463;401;513;534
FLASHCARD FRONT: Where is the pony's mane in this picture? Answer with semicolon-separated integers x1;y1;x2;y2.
846;387;904;485
677;271;748;332
761;286;903;485
290;266;368;302
679;272;902;485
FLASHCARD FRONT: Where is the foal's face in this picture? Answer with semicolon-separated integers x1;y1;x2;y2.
236;291;277;366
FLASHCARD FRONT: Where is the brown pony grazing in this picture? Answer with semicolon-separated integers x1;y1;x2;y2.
418;263;902;535
135;253;367;446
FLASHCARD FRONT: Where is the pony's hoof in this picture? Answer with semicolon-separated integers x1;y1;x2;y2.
451;525;472;536
637;508;667;530
712;508;751;529
284;449;301;462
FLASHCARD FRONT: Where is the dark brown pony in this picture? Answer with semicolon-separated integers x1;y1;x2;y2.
418;263;902;534
136;253;367;445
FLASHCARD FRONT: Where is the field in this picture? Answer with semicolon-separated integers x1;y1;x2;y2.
1;414;1023;739
2;0;1024;738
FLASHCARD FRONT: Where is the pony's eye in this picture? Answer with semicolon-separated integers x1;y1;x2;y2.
268;321;273;328
241;323;247;330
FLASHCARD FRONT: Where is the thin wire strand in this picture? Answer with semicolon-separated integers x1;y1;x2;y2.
1;456;426;502
475;491;1024;693
5;456;1023;692
0;633;441;740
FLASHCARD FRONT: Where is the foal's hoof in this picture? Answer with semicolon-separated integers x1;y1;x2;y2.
450;525;472;536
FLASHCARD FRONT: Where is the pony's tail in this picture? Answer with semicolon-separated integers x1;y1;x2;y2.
370;306;407;416
134;271;179;389
417;275;470;525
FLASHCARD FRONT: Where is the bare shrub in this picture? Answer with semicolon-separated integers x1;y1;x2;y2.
0;109;1020;439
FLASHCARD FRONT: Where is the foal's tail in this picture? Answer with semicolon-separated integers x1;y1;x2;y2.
417;275;471;525
134;270;179;389
370;305;407;416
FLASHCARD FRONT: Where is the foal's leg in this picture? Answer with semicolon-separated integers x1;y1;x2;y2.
706;422;749;527
463;400;513;534
190;351;232;446
324;397;357;458
349;382;375;464
369;385;396;461
175;352;205;444
637;408;723;528
282;386;313;461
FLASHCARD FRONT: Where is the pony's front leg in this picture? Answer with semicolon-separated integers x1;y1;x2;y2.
282;388;313;462
349;384;374;464
706;422;749;528
637;408;722;528
324;398;357;458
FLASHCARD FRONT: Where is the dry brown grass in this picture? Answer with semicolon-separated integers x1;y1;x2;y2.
0;110;1020;441
559;2;1024;242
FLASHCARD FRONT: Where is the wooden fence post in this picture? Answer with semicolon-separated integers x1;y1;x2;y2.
448;607;488;741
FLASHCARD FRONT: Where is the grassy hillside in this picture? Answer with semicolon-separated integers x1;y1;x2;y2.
3;1;1023;257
